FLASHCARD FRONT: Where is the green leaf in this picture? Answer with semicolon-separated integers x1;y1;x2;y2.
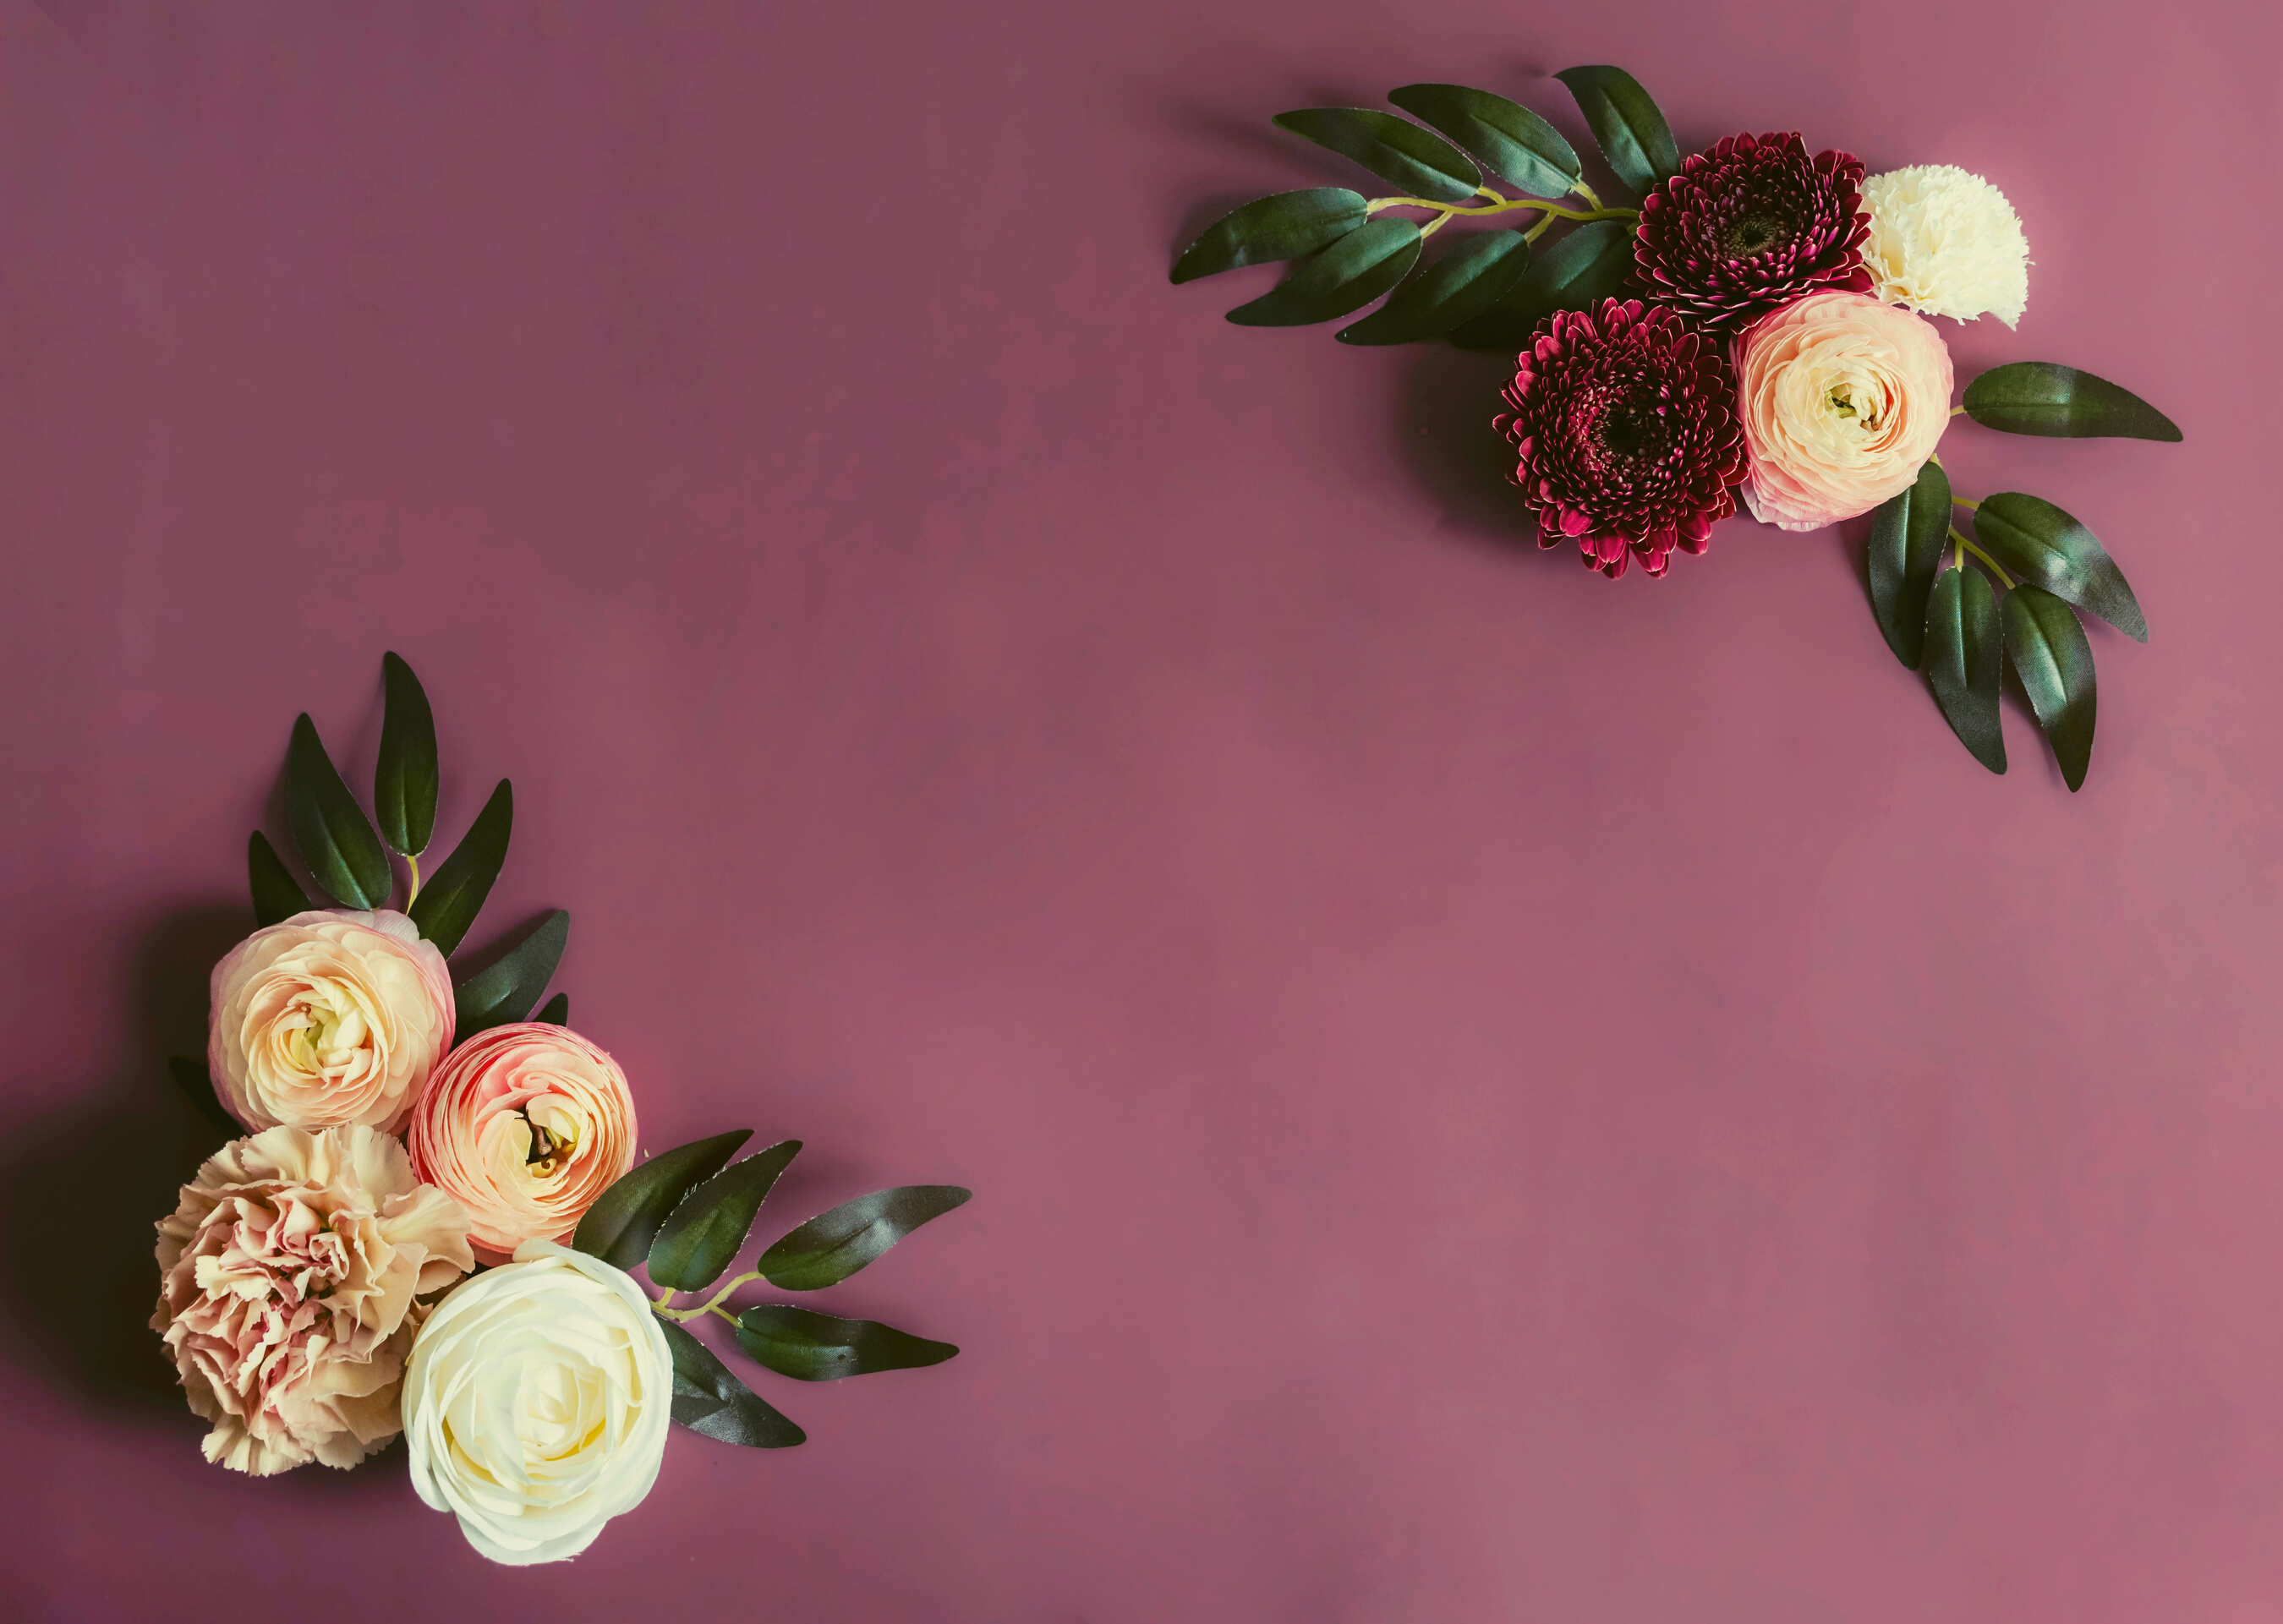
248;832;309;927
1447;219;1633;350
1385;84;1581;196
374;652;439;858
285;714;392;910
1270;107;1481;204
1225;216;1422;327
649;1140;804;1292
1924;568;2006;774
1867;460;1951;669
758;1185;973;1292
407;778;512;956
168;1055;243;1141
659;1321;805;1447
534;992;568;1025
1962;363;2182;441
735;1305;959;1383
1972;493;2148;642
452;907;568;1043
1169;189;1369;284
1553;66;1679;202
2001;584;2099;792
572;1129;753;1272
1336;229;1532;346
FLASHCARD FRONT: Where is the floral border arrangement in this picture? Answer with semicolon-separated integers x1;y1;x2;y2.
155;654;970;1564
1172;68;2182;790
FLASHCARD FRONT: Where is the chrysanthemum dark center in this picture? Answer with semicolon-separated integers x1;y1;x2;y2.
1591;391;1672;466
1722;208;1787;259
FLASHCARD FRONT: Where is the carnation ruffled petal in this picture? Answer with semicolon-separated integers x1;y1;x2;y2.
1862;164;2030;327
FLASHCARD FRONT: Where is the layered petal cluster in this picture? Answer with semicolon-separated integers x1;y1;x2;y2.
408;1023;638;1258
402;1240;673;1565
1634;132;1874;329
1733;291;1955;531
1497;298;1748;579
1862;164;2030;328
151;1124;474;1475
209;909;455;1134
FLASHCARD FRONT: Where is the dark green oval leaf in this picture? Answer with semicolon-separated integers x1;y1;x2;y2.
1270;107;1481;204
1924;567;2006;774
736;1305;958;1383
758;1185;972;1292
1447;219;1633;350
1226;216;1422;327
534;992;568;1026
1169;189;1368;284
649;1140;804;1292
452;907;568;1043
2002;584;2098;792
1962;363;2181;441
1386;84;1580;196
1553;65;1678;201
374;652;439;858
659;1320;805;1446
1337;229;1532;346
1868;459;1951;670
572;1129;753;1272
286;714;391;910
249;831;310;927
1972;493;2147;642
408;778;512;956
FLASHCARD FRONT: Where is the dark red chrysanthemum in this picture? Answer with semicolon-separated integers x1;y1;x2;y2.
1496;298;1747;580
1633;131;1873;328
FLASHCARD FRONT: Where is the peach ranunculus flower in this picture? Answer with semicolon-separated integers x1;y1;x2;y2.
152;1124;474;1475
208;909;455;1134
1732;291;1954;533
408;1022;638;1259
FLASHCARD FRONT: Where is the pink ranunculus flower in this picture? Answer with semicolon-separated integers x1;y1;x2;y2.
408;1023;638;1260
152;1124;474;1475
209;909;455;1134
1732;290;1954;532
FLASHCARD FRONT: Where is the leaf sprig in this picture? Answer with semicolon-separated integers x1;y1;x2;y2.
1866;362;2176;790
572;1134;972;1446
1171;68;1667;343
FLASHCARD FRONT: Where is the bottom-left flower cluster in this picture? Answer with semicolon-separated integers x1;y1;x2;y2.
150;653;972;1566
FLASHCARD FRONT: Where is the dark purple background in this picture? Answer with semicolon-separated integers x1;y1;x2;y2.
4;2;2280;1619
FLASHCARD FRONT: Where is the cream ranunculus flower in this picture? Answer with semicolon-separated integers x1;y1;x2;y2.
208;909;455;1133
1862;164;2030;328
402;1239;672;1566
1733;291;1954;533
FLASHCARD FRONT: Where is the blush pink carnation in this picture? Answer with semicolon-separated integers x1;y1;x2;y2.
152;1124;474;1475
408;1023;638;1259
1732;291;1954;532
209;909;455;1134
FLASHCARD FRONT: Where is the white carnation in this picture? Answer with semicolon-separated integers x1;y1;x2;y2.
1861;165;2030;329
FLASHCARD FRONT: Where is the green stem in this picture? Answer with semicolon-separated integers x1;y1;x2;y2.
1572;181;1605;211
403;851;422;908
1366;194;1638;226
651;1269;764;1323
1951;526;2014;588
1952;495;1979;511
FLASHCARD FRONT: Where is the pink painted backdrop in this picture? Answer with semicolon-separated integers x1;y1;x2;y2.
3;2;2279;1619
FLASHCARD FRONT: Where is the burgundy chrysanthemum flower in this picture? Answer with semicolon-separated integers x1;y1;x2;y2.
1496;298;1747;580
1633;132;1874;328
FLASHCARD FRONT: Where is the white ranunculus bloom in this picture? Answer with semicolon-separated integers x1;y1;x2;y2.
1861;165;2031;329
402;1239;673;1565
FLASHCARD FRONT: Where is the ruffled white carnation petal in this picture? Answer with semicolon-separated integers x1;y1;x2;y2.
1862;164;2030;328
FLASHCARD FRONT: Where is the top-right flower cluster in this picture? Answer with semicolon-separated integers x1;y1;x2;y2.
1170;67;2184;791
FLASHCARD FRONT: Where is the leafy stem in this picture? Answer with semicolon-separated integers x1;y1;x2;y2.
1366;193;1638;227
1952;526;2015;588
403;851;421;908
652;1269;764;1323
